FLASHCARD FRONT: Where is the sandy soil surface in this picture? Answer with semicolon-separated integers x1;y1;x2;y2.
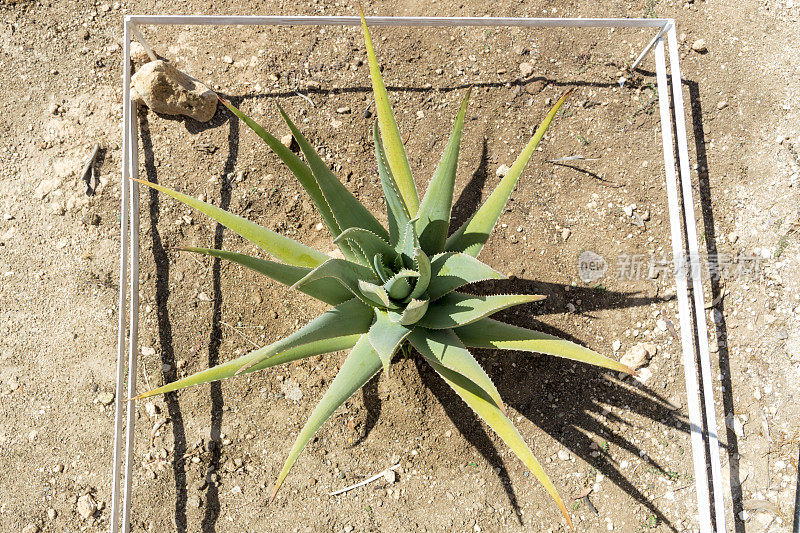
0;0;798;531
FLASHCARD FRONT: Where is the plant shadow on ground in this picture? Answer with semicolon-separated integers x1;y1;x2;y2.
135;71;716;531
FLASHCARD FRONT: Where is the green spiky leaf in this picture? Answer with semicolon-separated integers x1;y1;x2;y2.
181;247;352;306
409;327;504;413
455;318;634;374
408;248;431;300
445;89;573;257
420;292;545;329
397;298;429;326
416;338;573;529
278;103;389;248
219;98;341;242
134;179;328;268
271;334;382;500
357;280;396;309
374;123;411;247
134;298;371;399
292;258;378;305
368;308;413;373
427;253;506;300
384;269;418;300
361;9;419;215
416;88;471;253
334;227;397;266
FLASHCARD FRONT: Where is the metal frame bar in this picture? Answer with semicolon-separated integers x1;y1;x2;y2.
111;15;725;533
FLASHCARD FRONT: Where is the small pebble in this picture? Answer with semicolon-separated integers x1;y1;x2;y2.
716;100;728;110
519;62;534;77
336;106;351;114
77;494;97;519
383;469;397;484
280;134;295;149
691;39;707;53
495;164;511;177
47;508;57;520
21;525;40;533
620;343;656;370
612;340;621;352
97;391;115;405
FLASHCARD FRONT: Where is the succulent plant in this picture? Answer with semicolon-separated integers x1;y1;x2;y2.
134;13;633;527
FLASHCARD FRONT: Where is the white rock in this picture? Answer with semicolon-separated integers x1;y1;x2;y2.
336;106;351;114
77;494;97;519
131;60;217;122
281;378;303;402
383;469;397;484
144;402;159;418
716;100;728;110
35;178;62;199
557;449;570;461
519;62;534;77
728;231;739;243
280;133;294;149
130;41;156;66
97;391;115;405
561;228;571;241
620;343;656;370
691;39;708;53
634;367;653;384
656;318;667;332
495;164;511;177
612;340;622;352
141;346;156;356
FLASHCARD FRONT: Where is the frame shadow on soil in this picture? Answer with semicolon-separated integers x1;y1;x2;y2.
135;74;727;531
684;77;743;533
139;99;242;532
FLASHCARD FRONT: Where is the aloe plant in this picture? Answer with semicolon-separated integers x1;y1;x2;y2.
133;13;633;528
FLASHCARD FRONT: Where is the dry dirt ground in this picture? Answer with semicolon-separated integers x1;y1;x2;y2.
0;0;798;532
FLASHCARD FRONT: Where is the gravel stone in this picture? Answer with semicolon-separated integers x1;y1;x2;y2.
692;39;708;53
77;494;97;519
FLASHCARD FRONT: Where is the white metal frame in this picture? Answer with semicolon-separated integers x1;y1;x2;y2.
112;15;725;533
